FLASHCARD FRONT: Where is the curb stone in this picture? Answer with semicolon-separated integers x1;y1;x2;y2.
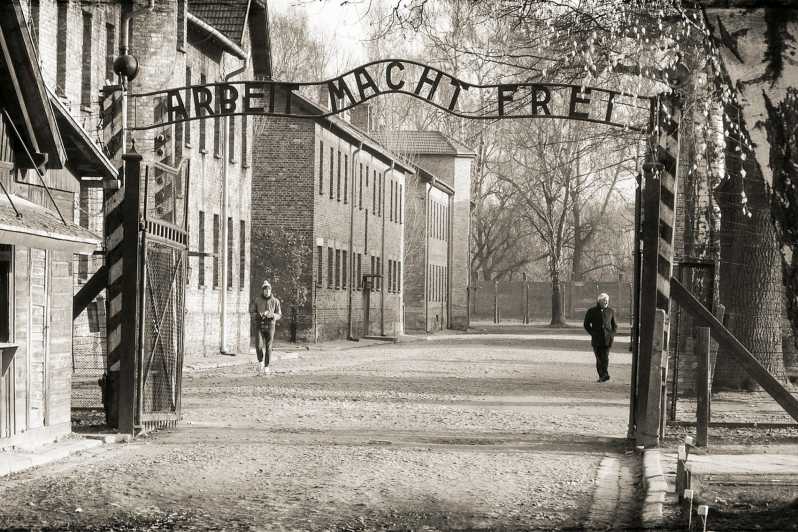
0;438;104;478
641;448;668;528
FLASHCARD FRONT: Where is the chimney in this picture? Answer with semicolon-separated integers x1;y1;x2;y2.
350;102;372;132
317;84;330;110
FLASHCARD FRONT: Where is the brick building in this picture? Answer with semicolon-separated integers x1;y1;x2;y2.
373;131;475;331
122;0;272;357
1;1;115;447
252;96;412;342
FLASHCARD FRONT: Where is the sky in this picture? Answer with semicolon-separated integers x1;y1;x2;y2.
269;0;376;73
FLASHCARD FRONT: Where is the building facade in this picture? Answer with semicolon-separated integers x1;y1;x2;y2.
373;131;475;331
123;0;271;357
1;1;112;447
252;96;411;342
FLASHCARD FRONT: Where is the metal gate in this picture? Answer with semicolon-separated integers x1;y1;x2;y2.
113;153;188;433
139;220;186;427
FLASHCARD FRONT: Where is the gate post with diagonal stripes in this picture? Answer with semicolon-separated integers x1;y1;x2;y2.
112;151;145;434
635;94;681;447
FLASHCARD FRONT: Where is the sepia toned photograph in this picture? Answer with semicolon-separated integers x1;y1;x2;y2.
1;1;798;530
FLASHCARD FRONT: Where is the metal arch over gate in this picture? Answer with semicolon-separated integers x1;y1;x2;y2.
100;58;677;439
113;59;656;133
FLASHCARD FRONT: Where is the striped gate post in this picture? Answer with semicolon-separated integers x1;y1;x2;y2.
635;94;681;447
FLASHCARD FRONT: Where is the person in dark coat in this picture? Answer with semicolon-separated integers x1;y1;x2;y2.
583;293;617;382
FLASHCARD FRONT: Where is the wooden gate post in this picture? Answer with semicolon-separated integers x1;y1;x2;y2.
638;309;666;447
635;163;662;444
117;152;144;435
695;326;711;447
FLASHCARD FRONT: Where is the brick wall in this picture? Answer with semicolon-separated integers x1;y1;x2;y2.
252;117;406;342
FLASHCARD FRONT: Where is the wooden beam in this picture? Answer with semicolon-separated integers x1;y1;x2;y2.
73;265;107;320
695;327;711;447
639;309;667;447
671;277;798;423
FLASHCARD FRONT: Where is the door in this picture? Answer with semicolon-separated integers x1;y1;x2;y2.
28;248;48;428
0;245;12;437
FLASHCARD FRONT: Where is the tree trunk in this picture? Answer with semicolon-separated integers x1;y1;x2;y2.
715;124;786;389
550;270;566;327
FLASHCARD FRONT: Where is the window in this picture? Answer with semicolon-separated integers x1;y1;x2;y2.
30;0;40;52
327;247;334;288
213;95;221;157
176;0;186;50
387;260;392;293
105;23;115;82
185;67;192;145
241;114;248;167
240;220;246;290
399;185;403;224
228;115;236;163
227;217;233;289
0;245;11;343
198;212;205;287
389;181;394;222
370;255;375;287
213;214;220;288
80;12;93;107
398;261;402;292
358;164;363;209
343;154;348;204
356;253;362;290
329;147;334;199
372;170;376;213
379;173;384;217
316;246;323;287
376;257;382;291
319;141;324;195
56;1;67;96
199;73;207;151
342;250;347;289
336;150;341;202
334;249;341;288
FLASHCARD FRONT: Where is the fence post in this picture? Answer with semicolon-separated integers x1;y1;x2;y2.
638;309;666;447
493;279;499;324
696;326;711;447
524;281;530;325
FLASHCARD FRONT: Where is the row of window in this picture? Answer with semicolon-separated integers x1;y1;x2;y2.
429;199;449;241
318;141;404;224
174;67;250;166
191;211;246;291
315;245;402;294
429;264;448;303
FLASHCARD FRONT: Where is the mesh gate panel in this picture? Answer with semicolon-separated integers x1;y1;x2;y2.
141;241;185;418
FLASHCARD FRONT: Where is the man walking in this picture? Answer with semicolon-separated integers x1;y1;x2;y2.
250;280;282;373
583;293;617;382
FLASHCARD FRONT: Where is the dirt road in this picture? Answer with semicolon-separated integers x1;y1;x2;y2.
0;330;642;530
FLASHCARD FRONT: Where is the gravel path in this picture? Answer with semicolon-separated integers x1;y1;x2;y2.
0;332;640;531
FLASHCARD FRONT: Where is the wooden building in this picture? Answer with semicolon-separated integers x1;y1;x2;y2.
0;1;115;448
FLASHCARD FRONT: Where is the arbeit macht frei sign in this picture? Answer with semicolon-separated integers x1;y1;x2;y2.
120;59;655;133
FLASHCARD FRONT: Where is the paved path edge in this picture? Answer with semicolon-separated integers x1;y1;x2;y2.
0;437;113;478
640;448;668;528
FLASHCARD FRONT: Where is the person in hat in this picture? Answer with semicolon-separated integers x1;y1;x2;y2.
583;292;617;382
250;280;282;373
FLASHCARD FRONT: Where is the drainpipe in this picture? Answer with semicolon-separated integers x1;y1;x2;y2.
424;182;431;332
347;142;363;340
381;160;394;336
219;56;249;354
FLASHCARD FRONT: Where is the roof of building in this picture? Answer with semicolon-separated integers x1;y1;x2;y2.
188;0;250;45
0;193;101;253
371;130;476;158
188;0;272;77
